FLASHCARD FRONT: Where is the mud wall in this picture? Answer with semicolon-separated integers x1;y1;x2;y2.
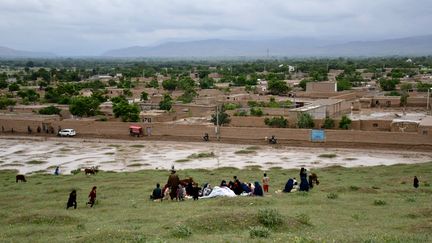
0;117;430;147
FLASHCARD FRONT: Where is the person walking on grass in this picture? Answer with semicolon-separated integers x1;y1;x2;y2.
262;173;270;193
66;190;77;209
87;186;97;207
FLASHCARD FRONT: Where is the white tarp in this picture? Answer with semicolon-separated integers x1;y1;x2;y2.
200;186;236;199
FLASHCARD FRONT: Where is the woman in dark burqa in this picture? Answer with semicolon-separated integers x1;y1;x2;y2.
283;178;294;193
253;181;264;196
413;176;419;188
186;181;194;196
66;190;77;209
299;167;309;192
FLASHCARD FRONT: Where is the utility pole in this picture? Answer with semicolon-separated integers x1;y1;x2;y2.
216;104;220;140
427;88;432;115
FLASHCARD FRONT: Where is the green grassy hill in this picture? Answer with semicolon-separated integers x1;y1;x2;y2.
1;162;431;242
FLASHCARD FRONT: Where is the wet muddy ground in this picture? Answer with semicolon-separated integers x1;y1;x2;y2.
1;137;431;174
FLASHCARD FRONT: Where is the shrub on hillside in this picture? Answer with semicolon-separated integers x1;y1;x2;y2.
249;226;270;238
171;225;192;238
257;208;283;228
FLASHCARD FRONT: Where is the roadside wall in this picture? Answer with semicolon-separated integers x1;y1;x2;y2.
0;117;430;146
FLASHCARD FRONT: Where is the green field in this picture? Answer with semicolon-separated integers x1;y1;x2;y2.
0;162;431;242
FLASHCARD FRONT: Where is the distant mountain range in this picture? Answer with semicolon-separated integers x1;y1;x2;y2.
0;46;55;58
1;35;432;58
102;35;432;58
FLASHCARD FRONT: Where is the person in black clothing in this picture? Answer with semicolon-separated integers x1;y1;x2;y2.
66;190;77;209
299;167;309;192
151;183;163;200
220;180;228;187
191;183;201;200
232;176;243;195
186;182;193;196
413;176;419;189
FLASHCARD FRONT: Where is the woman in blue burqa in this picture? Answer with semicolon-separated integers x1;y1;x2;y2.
253;181;264;196
283;178;294;192
299;167;309;192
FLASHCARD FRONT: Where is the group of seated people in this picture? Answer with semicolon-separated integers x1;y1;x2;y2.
220;176;264;196
151;168;319;201
150;175;265;201
150;182;210;201
283;168;319;193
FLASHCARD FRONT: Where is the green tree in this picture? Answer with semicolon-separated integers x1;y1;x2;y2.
299;79;312;91
323;117;335;129
123;89;133;97
379;78;399;91
416;82;432;92
177;77;195;90
264;116;288;128
400;83;413;92
177;89;197;104
224;103;240;110
39;105;61;115
69;96;101;117
140;91;149;101
8;83;20;92
267;80;290;95
232;75;247;86
159;94;173;111
337;79;352;91
199;78;215;89
0;73;8;89
147;79;159;88
400;92;409;107
0;96;16;109
297;113;315;128
211;107;231;126
17;89;40;103
250;107;263;116
162;79;177;91
108;79;117;87
113;101;140;122
91;91;108;103
339;115;352;130
111;95;127;104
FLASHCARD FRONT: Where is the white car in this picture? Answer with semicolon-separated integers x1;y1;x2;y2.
58;129;76;137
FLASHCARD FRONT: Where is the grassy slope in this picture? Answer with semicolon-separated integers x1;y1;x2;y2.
0;162;431;243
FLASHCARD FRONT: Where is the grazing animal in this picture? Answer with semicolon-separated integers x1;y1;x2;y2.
16;174;26;183
179;177;194;186
84;167;99;175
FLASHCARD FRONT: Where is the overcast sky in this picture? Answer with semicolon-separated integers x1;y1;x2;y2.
1;0;431;56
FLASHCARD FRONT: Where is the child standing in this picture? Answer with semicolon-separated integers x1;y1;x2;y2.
262;173;270;193
87;186;97;207
177;184;185;201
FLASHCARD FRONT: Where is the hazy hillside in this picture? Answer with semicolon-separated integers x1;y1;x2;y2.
103;35;432;58
0;46;55;58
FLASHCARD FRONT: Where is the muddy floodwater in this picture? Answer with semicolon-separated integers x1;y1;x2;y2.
0;137;431;174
